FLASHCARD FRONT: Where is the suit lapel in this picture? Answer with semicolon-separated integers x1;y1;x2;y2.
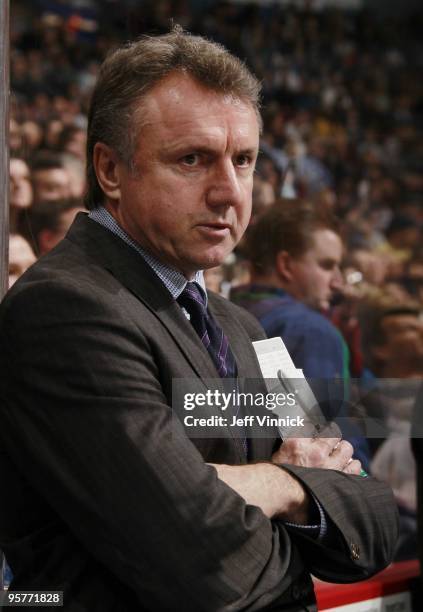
66;214;219;381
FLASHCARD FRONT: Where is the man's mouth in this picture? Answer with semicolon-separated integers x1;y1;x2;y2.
196;222;232;236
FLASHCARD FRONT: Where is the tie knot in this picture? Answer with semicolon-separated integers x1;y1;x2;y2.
177;280;239;383
177;282;207;314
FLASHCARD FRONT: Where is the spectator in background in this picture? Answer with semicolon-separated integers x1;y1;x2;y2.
377;215;421;266
9;157;33;232
8;233;36;288
20;198;85;256
60;153;86;199
231;198;369;468
9;119;23;156
348;249;389;288
21;120;44;153
250;173;275;222
56;125;87;162
331;248;391;378
405;252;423;304
360;301;423;381
358;299;423;560
232;199;346;376
30;151;72;204
203;266;225;295
44;119;65;150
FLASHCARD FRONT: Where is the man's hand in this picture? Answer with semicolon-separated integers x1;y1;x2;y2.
210;423;362;525
272;423;362;476
210;462;310;523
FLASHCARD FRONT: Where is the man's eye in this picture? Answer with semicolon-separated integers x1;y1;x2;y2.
181;154;199;166
320;261;338;272
236;154;252;168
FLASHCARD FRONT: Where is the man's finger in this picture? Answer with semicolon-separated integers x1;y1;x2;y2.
343;459;362;476
324;440;354;470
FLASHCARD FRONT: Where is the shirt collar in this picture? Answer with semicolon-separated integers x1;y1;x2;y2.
88;206;206;301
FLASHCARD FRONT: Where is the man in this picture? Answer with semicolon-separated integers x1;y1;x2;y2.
232;200;347;382
359;299;423;559
30;151;72;204
231;201;370;469
360;302;423;380
20;198;86;256
0;29;397;611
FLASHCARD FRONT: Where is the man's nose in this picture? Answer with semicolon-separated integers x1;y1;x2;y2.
206;160;243;209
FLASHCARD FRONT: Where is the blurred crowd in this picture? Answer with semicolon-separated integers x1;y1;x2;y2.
7;0;423;562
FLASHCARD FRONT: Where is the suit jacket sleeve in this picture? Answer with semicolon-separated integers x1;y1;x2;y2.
280;464;399;582
0;275;398;611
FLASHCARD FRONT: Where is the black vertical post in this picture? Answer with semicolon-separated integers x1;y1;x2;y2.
0;0;10;591
0;0;9;299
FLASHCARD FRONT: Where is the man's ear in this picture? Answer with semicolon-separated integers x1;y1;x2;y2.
93;142;121;202
275;250;294;282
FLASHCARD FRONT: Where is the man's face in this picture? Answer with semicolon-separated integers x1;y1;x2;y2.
32;168;71;203
38;206;86;255
104;73;259;278
379;314;423;371
288;229;343;311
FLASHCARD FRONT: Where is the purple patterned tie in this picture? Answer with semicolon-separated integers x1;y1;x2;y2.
178;283;248;456
177;282;238;379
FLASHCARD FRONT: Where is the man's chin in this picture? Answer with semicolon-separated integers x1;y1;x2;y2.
199;248;233;270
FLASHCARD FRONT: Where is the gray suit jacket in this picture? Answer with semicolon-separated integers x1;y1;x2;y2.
0;214;398;611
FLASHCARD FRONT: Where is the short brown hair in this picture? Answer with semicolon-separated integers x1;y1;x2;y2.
86;26;261;209
246;198;340;275
359;297;421;349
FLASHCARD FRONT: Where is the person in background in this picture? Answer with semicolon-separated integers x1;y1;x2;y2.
359;298;423;560
203;265;225;295
57;125;87;162
20;198;85;256
30;151;72;204
9;157;33;232
232;199;347;381
231;198;370;468
250;173;275;222
60;153;86;199
21;120;44;153
377;215;421;266
9;119;23;157
8;233;36;288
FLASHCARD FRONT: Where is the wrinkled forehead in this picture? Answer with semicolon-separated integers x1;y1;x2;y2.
133;72;261;134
